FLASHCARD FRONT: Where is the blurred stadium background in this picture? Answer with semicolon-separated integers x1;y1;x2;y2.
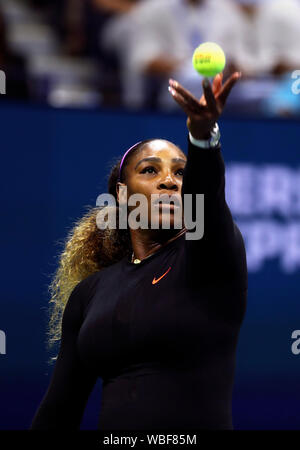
0;0;300;430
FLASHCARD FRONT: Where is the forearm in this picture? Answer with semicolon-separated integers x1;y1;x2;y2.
30;282;98;430
182;135;230;246
30;360;98;430
182;136;246;286
182;136;224;199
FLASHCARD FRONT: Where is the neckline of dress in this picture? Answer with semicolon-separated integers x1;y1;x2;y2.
123;231;186;267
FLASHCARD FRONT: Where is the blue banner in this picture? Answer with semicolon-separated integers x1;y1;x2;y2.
0;101;299;429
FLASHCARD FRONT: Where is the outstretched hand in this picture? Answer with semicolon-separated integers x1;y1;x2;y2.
168;72;241;140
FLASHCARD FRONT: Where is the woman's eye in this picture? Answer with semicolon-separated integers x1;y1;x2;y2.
141;167;184;175
141;166;156;174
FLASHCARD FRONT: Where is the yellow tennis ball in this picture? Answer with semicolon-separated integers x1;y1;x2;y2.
192;42;226;77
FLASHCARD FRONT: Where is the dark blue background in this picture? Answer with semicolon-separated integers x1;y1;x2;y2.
0;101;299;429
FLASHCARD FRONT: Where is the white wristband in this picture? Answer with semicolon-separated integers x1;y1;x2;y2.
189;123;220;149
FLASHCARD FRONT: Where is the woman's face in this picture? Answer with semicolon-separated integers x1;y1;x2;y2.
117;140;187;230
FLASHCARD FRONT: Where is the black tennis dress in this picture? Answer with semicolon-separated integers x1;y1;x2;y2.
30;136;248;430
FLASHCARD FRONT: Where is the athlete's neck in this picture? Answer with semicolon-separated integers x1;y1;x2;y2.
130;227;187;261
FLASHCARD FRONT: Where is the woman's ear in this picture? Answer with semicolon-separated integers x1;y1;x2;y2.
116;182;127;205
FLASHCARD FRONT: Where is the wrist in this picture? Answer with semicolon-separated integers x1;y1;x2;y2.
187;122;216;141
190;131;211;140
189;123;220;149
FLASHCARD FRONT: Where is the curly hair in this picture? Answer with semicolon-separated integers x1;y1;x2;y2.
46;140;154;362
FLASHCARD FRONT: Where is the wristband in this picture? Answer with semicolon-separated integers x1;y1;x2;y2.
189;123;220;149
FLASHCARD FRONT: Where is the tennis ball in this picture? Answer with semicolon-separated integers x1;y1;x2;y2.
192;42;226;77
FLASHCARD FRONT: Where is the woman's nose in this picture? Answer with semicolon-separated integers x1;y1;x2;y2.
158;176;178;190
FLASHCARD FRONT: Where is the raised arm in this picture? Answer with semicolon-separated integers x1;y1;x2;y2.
30;282;98;430
169;73;247;289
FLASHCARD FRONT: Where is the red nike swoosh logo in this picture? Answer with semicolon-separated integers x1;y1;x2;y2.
152;266;171;285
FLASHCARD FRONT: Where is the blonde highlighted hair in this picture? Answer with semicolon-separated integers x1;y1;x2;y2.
46;141;154;362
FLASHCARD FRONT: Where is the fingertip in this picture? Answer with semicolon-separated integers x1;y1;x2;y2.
169;78;178;88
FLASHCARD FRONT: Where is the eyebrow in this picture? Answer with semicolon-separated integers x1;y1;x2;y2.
135;157;186;170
